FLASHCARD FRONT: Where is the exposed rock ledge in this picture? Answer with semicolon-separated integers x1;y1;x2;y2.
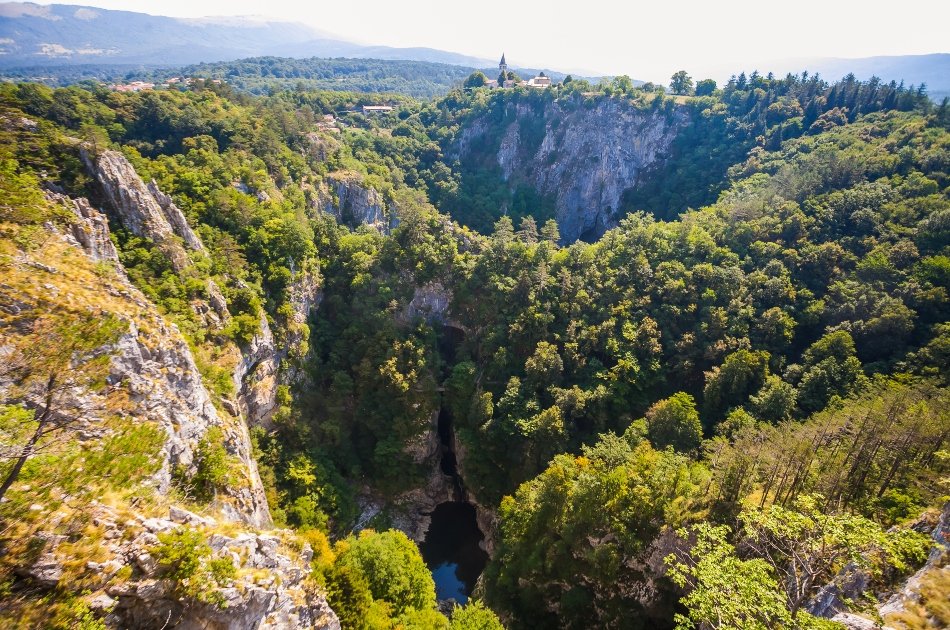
20;503;339;630
314;172;392;233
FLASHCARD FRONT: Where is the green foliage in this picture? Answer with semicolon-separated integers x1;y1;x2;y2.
322;529;440;629
1;70;948;630
669;71;694;95
702;349;770;423
646;392;703;452
153;528;236;607
486;437;706;628
189;426;232;502
740;495;931;616
694;79;717;97
223;312;261;346
450;601;504;630
666;523;793;629
334;529;436;616
0;155;51;224
797;331;867;411
711;379;949;515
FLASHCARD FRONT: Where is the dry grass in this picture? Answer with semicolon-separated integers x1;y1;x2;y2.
885;553;950;629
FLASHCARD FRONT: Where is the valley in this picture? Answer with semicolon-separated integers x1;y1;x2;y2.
0;38;948;630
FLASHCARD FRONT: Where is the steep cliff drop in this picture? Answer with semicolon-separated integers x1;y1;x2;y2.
419;327;488;604
420;405;488;604
454;96;688;243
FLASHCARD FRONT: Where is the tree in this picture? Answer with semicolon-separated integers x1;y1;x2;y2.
486;437;704;628
703;350;770;423
646;392;703;452
740;495;930;618
524;341;563;389
666;523;793;630
695;79;717;97
450;600;504;630
670;71;694;95
0;310;126;502
611;75;635;95
540;219;560;244
464;71;489;89
333;529;437;616
749;375;797;423
517;215;539;244
796;331;867;413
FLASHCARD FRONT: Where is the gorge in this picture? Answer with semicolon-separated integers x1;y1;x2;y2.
0;66;947;630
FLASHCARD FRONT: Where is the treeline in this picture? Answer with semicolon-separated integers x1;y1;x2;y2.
624;70;938;218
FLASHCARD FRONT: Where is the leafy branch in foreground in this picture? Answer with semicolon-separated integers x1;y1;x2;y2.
0;310;126;501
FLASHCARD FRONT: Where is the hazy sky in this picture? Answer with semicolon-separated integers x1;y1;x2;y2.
33;0;950;81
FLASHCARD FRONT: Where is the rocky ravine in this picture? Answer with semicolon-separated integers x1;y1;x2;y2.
456;97;688;242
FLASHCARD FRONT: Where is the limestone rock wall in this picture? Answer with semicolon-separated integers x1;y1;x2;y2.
22;503;339;630
82;149;202;270
315;172;391;232
60;194;272;528
456;97;688;242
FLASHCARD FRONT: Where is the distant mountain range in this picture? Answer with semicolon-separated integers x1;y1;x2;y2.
0;2;493;68
0;3;947;101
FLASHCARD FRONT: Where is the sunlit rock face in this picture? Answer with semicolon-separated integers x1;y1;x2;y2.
457;97;688;242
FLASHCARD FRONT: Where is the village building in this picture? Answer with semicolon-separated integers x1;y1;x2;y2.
486;54;554;89
526;72;552;88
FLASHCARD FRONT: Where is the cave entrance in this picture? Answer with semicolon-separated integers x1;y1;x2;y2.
420;502;488;604
422;323;488;602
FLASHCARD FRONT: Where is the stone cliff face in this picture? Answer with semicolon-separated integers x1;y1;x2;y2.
62;195;272;528
456;97;688;242
806;501;950;628
234;311;281;427
80;149;317;433
82;149;203;271
6;193;340;627
233;269;321;428
314;172;392;232
55;192;121;263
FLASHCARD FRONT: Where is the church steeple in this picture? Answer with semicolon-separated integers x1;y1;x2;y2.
499;53;508;75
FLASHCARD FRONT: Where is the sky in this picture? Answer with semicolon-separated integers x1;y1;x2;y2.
31;0;950;81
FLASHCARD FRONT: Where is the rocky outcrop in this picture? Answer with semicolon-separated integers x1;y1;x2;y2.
879;501;949;623
82;149;203;270
281;269;322;384
233;270;321;427
315;172;391;232
40;193;272;528
22;503;339;630
50;191;121;263
456;96;688;242
234;311;280;426
807;502;950;628
398;282;453;326
147;179;205;252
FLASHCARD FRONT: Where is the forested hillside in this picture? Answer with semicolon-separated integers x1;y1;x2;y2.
0;72;947;629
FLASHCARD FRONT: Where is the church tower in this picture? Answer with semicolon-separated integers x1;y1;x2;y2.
499;53;508;76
